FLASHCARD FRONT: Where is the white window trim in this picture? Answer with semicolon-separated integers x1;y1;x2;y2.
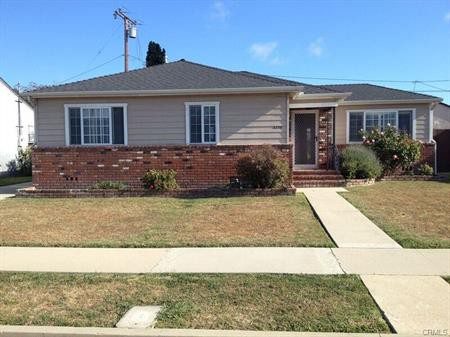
64;103;128;146
346;108;416;144
185;101;220;145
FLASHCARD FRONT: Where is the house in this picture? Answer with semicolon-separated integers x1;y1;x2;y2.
433;102;450;172
0;77;35;173
26;60;442;189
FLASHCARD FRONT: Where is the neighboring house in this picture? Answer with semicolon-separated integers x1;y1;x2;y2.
433;102;450;172
0;77;35;173
26;60;441;189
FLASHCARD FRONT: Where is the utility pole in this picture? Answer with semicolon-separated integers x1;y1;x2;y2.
114;8;137;72
16;98;23;149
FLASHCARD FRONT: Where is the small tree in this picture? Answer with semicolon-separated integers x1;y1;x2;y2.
361;126;421;175
146;41;166;67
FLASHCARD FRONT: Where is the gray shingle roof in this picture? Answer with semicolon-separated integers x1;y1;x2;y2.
322;83;439;101
30;60;303;94
237;71;339;94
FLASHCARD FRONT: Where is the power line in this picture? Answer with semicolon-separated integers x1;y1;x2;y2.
86;24;121;68
417;81;449;92
56;54;124;84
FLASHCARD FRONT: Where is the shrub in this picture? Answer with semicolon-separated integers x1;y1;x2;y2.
416;163;434;176
5;147;32;176
339;145;382;179
142;169;178;191
93;181;128;190
6;160;18;176
361;126;421;175
17;147;33;176
236;146;290;189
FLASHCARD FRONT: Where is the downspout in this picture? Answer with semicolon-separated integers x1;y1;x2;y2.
429;102;437;174
332;107;336;170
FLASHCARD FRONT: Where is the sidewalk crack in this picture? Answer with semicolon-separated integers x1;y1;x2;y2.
330;248;346;274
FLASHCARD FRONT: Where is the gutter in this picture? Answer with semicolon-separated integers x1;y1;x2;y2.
340;98;442;106
26;86;304;99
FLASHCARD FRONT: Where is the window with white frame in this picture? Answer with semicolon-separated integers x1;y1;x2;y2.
185;102;219;144
65;104;127;145
348;109;413;142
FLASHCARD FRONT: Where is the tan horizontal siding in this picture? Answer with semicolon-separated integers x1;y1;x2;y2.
35;94;288;147
335;103;431;144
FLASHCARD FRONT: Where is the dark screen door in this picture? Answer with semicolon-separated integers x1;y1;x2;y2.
295;113;316;165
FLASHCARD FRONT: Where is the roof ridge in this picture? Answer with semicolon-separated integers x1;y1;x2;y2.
235;70;301;86
181;60;297;87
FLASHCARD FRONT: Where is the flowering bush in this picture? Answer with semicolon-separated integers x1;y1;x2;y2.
339;145;382;179
361;126;421;175
142;169;178;191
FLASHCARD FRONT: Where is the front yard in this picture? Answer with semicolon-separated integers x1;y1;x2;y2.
0;195;333;247
343;181;450;248
0;273;389;332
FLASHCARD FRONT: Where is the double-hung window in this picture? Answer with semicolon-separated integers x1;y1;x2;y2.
65;104;127;145
185;102;219;144
347;109;414;143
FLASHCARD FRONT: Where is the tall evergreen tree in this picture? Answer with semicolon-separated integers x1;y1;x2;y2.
146;41;166;67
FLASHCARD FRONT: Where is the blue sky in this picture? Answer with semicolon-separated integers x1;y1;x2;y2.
1;0;450;102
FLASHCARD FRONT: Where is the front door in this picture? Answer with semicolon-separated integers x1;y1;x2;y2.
295;113;317;167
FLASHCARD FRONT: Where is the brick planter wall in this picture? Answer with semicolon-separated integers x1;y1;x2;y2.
32;145;292;190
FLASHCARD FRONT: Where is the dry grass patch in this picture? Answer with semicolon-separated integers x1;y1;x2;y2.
343;181;450;248
0;195;332;247
0;273;389;332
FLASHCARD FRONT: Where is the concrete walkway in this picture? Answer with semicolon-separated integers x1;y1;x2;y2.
298;188;401;248
361;275;450;334
1;246;449;275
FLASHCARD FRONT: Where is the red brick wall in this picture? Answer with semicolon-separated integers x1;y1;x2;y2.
32;145;292;190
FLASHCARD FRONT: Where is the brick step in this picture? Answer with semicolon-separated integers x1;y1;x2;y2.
293;174;343;181
293;180;346;188
293;170;340;176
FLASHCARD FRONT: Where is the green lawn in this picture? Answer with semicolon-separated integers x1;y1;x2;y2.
0;175;31;186
0;195;333;247
343;181;450;248
0;273;390;332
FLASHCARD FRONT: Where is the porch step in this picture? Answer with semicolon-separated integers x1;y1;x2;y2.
294;174;343;181
293;179;346;188
293;170;340;176
293;170;345;187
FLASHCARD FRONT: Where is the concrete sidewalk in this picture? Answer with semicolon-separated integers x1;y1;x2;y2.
361;275;450;334
299;188;401;248
0;325;404;337
1;246;449;275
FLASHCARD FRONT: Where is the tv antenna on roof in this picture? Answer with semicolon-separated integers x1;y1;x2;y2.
114;8;138;72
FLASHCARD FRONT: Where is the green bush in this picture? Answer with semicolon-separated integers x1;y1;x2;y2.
6;147;32;176
416;163;434;176
339;145;382;179
92;181;128;190
142;169;178;191
361;126;421;175
236;146;290;189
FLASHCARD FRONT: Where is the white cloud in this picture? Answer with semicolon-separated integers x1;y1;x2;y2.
249;42;278;61
210;1;230;22
308;37;324;57
445;11;450;22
